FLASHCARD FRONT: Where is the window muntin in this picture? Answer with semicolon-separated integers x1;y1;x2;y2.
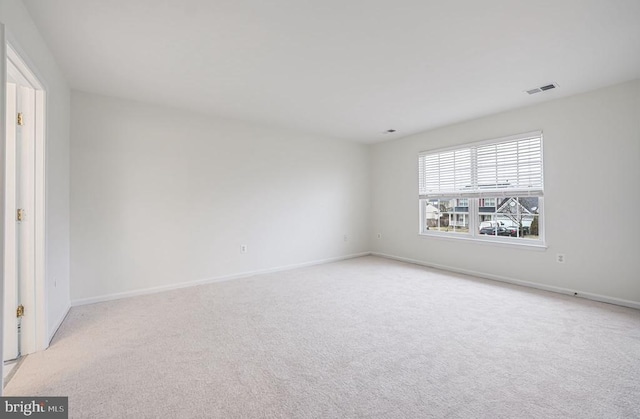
418;132;544;245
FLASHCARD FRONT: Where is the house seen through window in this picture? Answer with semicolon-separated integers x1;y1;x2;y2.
418;132;544;244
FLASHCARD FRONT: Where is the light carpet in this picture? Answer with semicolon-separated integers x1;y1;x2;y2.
5;256;640;418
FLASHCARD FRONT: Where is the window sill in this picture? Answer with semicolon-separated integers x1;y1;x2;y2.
417;232;547;250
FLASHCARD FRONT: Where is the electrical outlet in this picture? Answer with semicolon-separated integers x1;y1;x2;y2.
240;244;248;253
377;233;382;239
556;253;565;263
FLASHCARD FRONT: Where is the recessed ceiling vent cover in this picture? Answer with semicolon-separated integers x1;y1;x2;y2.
526;83;558;95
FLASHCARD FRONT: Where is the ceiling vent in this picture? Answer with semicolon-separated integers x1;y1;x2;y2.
526;83;558;95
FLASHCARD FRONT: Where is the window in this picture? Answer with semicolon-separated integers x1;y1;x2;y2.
419;132;544;245
479;198;495;207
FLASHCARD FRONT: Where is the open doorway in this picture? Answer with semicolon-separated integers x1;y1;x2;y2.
3;43;47;384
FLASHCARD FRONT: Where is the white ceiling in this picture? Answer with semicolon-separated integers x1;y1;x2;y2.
23;0;640;143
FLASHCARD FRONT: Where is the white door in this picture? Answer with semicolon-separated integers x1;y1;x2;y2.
3;79;18;361
3;44;47;363
3;62;36;362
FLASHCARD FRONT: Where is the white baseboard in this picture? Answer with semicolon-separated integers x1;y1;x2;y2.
372;252;640;310
71;252;372;307
71;250;639;310
47;303;71;346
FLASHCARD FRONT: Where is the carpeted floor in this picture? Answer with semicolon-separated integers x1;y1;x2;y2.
5;256;640;418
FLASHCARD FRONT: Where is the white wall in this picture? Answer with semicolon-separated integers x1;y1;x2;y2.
371;79;640;306
70;91;370;303
0;0;71;340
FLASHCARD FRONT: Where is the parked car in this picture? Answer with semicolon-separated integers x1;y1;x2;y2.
479;226;507;236
504;226;530;236
504;226;519;237
479;221;501;230
479;226;520;237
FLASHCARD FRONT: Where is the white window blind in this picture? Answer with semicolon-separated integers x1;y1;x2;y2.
419;132;543;198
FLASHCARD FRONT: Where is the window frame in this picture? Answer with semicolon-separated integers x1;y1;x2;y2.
418;132;546;248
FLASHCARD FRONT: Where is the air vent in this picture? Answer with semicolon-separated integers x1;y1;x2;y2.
526;83;558;95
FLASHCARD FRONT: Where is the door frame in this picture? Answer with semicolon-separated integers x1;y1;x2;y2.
3;41;47;357
1;22;7;392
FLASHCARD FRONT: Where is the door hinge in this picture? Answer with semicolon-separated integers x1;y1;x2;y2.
16;208;25;221
17;305;24;318
17;112;24;126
